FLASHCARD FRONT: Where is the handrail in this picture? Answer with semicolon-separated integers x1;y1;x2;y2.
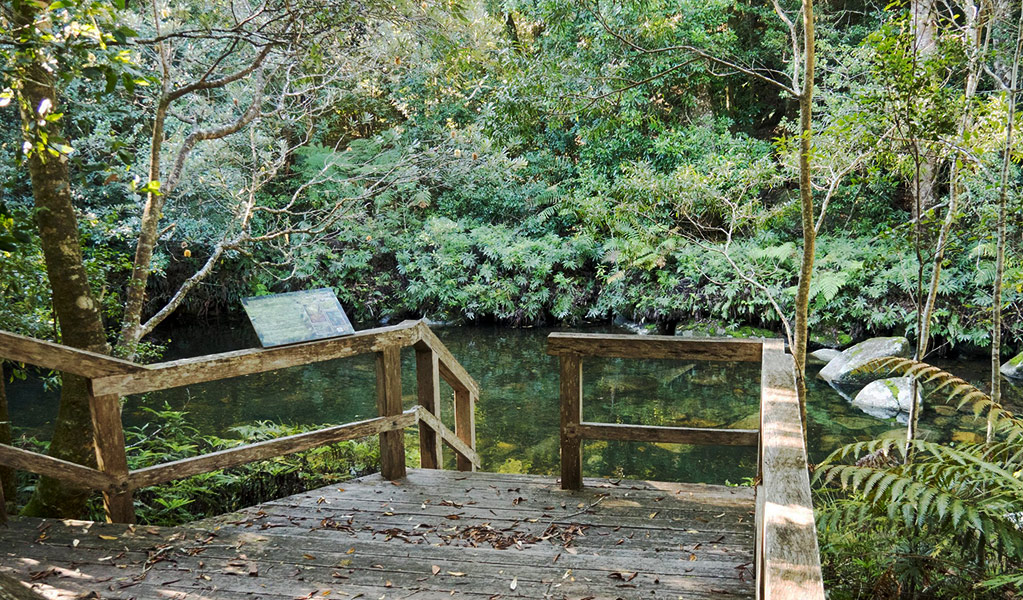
547;332;763;490
89;321;422;397
547;332;824;600
0;320;478;523
757;339;825;600
0;330;142;378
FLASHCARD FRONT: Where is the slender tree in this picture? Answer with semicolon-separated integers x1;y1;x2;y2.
990;4;1023;440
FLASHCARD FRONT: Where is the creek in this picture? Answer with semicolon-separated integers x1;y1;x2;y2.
8;324;1021;485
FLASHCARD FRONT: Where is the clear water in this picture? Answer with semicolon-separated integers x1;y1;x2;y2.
7;324;1021;485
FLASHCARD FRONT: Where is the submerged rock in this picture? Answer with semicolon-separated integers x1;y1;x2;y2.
852;377;920;421
808;348;842;366
818;337;911;386
1002;351;1023;379
951;431;983;444
729;413;761;429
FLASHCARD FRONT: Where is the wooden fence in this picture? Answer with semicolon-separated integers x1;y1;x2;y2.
547;333;825;600
0;320;478;524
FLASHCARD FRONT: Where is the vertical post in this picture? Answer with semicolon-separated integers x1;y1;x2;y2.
415;347;443;469
560;355;583;490
89;393;135;523
376;346;406;480
453;388;476;472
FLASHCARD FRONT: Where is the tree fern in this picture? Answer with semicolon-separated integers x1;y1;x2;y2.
816;360;1023;588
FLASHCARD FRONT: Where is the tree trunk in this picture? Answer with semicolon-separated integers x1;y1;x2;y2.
909;0;938;217
991;6;1023;441
792;0;816;438
14;0;110;518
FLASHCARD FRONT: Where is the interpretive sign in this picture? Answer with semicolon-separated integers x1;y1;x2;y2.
241;288;355;348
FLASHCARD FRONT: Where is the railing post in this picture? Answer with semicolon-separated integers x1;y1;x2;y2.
453;388;476;472
559;355;583;490
375;346;406;480
415;347;443;469
89;392;135;523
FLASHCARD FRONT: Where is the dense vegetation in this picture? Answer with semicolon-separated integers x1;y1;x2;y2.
2;0;1023;597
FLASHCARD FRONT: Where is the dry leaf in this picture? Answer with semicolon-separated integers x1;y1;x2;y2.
648;512;658;519
432;565;441;575
446;572;466;577
303;554;316;560
98;535;118;540
510;577;517;590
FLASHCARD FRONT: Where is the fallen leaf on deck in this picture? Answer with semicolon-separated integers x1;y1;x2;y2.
99;535;118;540
447;571;466;577
432;565;441;575
303;554;316;560
510;577;517;590
648;512;658;519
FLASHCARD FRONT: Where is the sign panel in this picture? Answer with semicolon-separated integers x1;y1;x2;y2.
241;288;354;348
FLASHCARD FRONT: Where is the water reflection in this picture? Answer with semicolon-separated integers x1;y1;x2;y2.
7;324;1020;485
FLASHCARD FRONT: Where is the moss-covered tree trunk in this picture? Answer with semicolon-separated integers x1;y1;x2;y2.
14;0;111;518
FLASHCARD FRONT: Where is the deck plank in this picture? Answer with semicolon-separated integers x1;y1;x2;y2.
0;469;755;599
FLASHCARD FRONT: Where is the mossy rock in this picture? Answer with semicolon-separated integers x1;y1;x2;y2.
818;337;911;386
1001;351;1023;379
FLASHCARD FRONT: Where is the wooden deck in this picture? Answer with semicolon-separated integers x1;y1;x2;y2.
0;469;755;599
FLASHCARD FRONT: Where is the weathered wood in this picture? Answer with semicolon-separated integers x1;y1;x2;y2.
414;347;443;469
0;572;47;600
0;330;141;378
375;347;407;480
573;422;759;446
758;339;825;600
453;388;476;472
0;443;117;491
89;393;135;523
415;406;481;469
130;410;417;489
560;354;583;490
547;332;763;362
414;323;480;395
0;470;756;600
89;321;421;397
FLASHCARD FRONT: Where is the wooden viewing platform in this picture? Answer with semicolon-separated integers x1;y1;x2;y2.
0;321;824;599
0;469;754;599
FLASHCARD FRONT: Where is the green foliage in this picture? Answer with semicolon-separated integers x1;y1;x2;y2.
111;404;380;526
816;362;1023;598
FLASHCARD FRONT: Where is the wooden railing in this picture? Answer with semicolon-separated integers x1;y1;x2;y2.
547;332;825;600
0;320;478;524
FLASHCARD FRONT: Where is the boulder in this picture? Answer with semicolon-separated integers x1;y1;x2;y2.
852;377;921;421
818;337;911;386
808;348;842;366
1001;351;1023;379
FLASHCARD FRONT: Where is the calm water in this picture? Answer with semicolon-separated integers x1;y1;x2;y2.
8;325;1021;484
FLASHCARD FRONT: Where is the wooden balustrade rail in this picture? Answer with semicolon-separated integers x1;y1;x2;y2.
547;332;824;600
0;320;478;524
